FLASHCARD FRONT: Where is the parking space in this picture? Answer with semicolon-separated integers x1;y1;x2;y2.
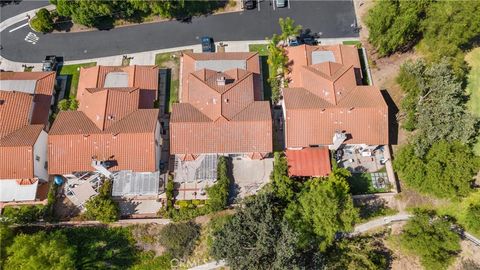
231;157;273;198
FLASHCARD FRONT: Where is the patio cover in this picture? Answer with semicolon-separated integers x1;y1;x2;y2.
112;171;160;196
286;147;332;177
0;179;38;202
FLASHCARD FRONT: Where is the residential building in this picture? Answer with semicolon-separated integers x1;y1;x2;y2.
282;44;389;177
48;65;162;207
170;52;273;196
0;72;56;208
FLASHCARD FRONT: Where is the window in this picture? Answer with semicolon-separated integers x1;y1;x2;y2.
35;155;40;161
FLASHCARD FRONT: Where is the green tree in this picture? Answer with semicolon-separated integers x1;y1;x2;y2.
165;175;175;208
270;152;301;204
158;221;200;259
4;231;75;270
84;179;119;223
267;34;287;103
400;210;461;270
69;99;79;110
211;192;323;269
285;168;358;251
418;1;480;77
394;141;480;199
326;235;392;270
131;251;173;270
0;224;14;268
464;202;480;233
53;0;113;27
397;59;478;156
1;205;45;224
30;8;54;33
365;0;430;56
206;156;231;211
278;17;302;43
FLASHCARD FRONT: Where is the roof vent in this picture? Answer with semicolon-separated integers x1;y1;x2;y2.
0;100;4;105
224;98;229;104
107;114;115;120
216;76;226;86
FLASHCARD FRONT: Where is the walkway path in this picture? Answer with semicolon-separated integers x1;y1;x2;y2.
352;214;480;247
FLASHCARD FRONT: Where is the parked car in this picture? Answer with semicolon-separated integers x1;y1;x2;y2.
288;38;301;47
301;36;318;45
243;0;255;10
42;55;58;72
201;36;215;52
276;0;286;8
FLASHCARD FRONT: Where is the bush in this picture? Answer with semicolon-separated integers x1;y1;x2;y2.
1;205;45;224
57;99;79;111
84;179;119;223
30;8;54;33
399;210;461;270
166;175;175;208
158;221;200;259
206;156;231;211
394;141;480;199
464;202;480;233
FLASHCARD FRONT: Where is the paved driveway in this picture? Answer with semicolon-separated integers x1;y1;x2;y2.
0;0;358;62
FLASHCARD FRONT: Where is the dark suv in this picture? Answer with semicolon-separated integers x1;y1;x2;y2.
201;37;215;52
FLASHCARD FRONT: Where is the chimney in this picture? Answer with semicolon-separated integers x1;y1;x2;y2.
216;76;226;86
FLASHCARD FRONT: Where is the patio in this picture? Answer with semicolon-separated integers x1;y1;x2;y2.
63;172;103;209
173;154;218;200
337;145;388;173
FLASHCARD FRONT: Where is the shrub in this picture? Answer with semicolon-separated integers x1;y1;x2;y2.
464;202;480;233
399;210;461;270
1;205;45;224
206;156;231;211
84;179;119;223
158;221;200;259
394;141;480;199
30;8;54;33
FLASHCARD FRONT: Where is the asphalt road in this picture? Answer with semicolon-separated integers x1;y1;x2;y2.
0;0;49;21
0;0;358;62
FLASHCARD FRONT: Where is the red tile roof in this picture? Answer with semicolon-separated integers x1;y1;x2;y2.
171;52;272;156
0;72;55;180
286;147;332;177
283;45;388;147
77;65;159;109
48;65;160;175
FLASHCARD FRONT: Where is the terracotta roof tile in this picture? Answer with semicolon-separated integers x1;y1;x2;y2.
286;147;332;177
0;91;33;139
283;45;388;148
172;52;272;155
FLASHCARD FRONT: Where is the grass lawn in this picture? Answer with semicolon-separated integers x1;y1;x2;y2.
249;44;272;101
57;62;96;98
347;172;390;195
343;40;362;48
248;44;269;56
155;51;184;112
465;48;480;154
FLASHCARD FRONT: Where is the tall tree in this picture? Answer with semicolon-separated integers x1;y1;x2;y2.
211;192;323;269
4;231;76;270
278;17;302;43
394;140;479;199
326;235;392;270
285;168;358;251
400;210;461;270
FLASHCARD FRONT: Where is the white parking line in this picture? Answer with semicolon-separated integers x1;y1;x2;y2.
288;0;291;9
272;0;276;10
257;0;261;11
9;22;29;33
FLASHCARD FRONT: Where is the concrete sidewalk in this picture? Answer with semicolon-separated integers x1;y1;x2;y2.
0;37;357;71
0;4;54;33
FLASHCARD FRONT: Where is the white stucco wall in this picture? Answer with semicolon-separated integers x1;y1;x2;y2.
33;130;48;181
